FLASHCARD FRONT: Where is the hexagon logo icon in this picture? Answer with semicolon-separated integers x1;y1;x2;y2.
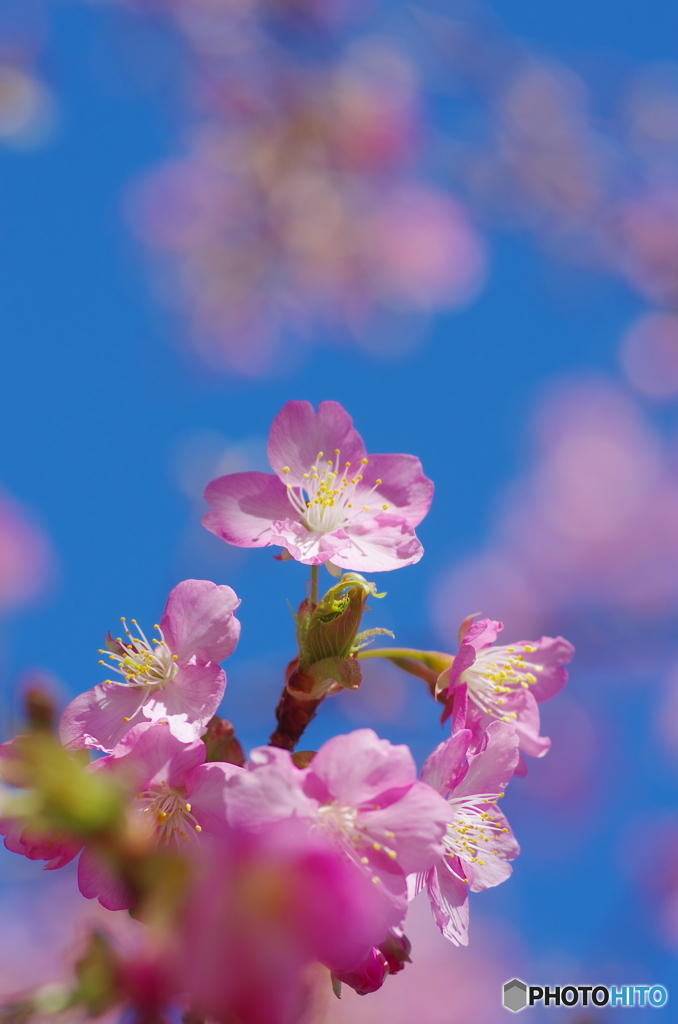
503;979;528;1012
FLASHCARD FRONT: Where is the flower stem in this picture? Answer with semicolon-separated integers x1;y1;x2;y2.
357;647;453;702
357;647;452;672
310;564;319;608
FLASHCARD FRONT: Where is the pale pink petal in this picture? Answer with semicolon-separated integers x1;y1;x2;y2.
456;721;520;798
521;636;574;702
362;781;450;874
78;846;134;911
267;400;366;485
332;517;424;572
225;747;317;829
357;453;433;528
142;664;226;736
464;808;518;892
427;860;470;946
59;683;148;753
306;730;417;808
496;691;550;758
185;761;243;840
269;519;347;565
100;721;206;790
421;730;471;795
202;472;292;547
160;579;241;665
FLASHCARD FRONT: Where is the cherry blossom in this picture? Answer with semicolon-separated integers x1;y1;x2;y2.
203;400;433;572
441;618;573;761
59;579;241;752
225;728;450;924
416;722;520;945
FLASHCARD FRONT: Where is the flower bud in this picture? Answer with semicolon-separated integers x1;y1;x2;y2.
292;573;391;699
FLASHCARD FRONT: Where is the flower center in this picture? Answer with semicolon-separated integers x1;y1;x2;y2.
461;645;543;723
444;794;509;867
317;801;360;837
316;801;398;864
99;618;179;688
135;781;203;847
282;451;389;533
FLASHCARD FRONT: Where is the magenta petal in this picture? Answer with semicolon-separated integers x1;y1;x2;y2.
446;618;504;693
144;664;226;735
185;762;243;840
331;518;425;573
307;730;416;808
161;580;241;665
78;846;134;910
428;859;470;946
59;684;148;752
358;453;433;528
203;472;292;548
332;948;390;995
267;400;366;485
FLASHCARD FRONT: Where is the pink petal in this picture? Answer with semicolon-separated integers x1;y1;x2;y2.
362;781;450;874
78;846;134;911
161;580;241;665
59;683;148;753
456;721;520;797
519;636;574;702
306;730;417;808
203;472;292;547
225;747;317;830
445;618;503;694
267;400;366;486
142;664;226;735
501;690;551;758
421;730;471;795
427;859;470;946
357;453;433;528
101;721;206;790
464;808;518;892
185;761;243;840
331;517;424;573
269;519;346;565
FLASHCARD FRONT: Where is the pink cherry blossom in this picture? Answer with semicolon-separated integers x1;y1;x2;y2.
416;721;520;945
225;728;450;925
79;720;241;910
59;578;241;753
203;400;433;572
441;618;574;760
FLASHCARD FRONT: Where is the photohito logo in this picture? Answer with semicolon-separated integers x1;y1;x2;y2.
502;979;668;1011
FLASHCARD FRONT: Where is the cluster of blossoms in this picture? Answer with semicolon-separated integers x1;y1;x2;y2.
0;401;573;1024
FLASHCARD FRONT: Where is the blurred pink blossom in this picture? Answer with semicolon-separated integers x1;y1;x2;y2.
0;491;53;613
434;380;678;641
128;46;485;374
620;311;678;398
